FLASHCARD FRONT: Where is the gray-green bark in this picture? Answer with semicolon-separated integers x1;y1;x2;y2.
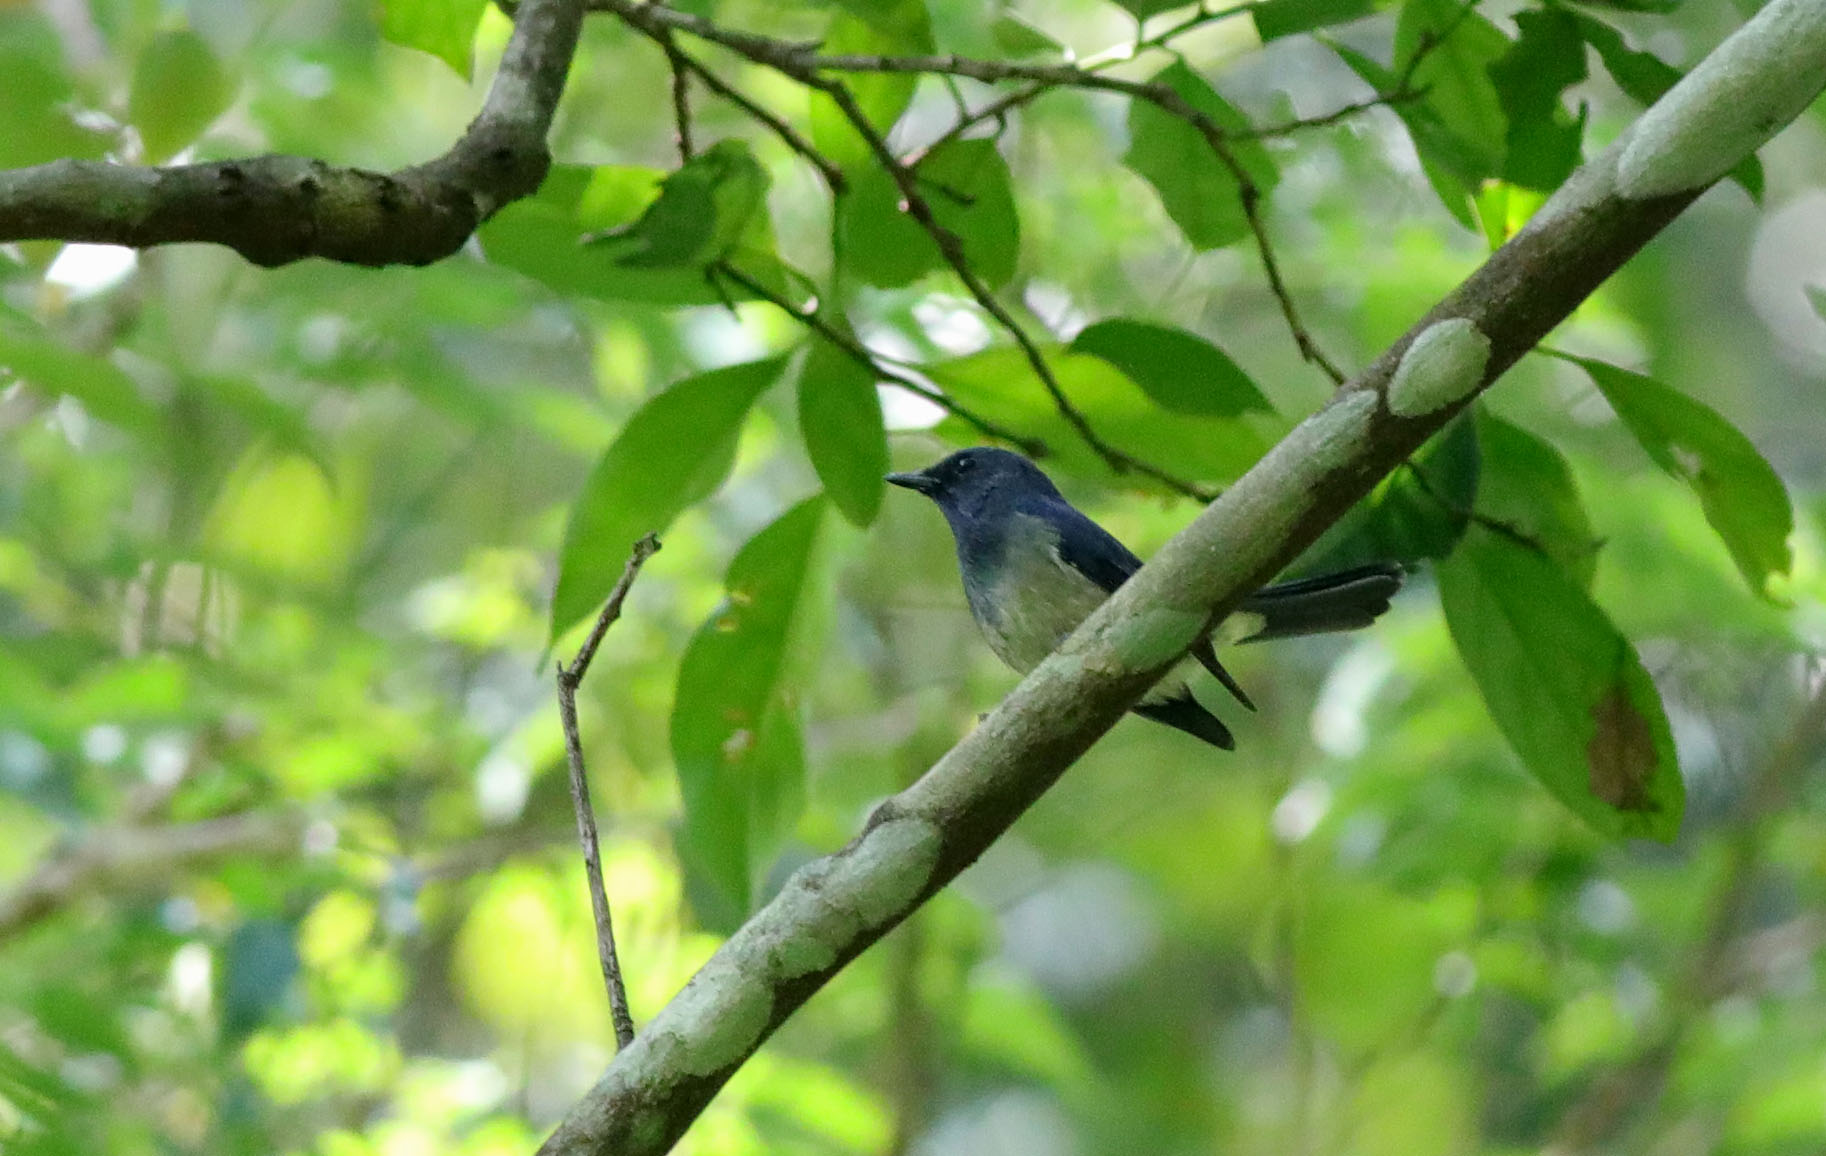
0;0;584;267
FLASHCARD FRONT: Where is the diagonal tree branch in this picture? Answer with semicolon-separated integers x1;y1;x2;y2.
0;0;586;267
536;3;1826;1152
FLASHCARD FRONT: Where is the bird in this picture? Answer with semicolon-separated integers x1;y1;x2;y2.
886;447;1403;750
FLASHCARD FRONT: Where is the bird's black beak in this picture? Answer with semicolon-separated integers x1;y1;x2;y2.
885;469;938;495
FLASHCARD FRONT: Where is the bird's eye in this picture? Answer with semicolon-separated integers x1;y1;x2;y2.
955;457;975;474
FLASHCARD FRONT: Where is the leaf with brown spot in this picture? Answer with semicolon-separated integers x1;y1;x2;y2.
1440;526;1683;841
1587;683;1659;813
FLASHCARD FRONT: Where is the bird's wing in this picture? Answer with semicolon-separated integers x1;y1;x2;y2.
1024;495;1142;594
1023;494;1256;711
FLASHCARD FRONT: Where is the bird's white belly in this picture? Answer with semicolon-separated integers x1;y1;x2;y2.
973;514;1213;706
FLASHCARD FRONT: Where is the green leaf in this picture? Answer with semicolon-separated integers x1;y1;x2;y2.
672;497;828;929
1808;283;1826;322
1302;412;1477;572
129;30;234;162
0;309;162;435
1489;8;1586;191
1123;62;1278;252
797;339;888;527
928;345;1272;490
1440;525;1683;842
1109;0;1197;18
810;8;928;166
837;138;1020;289
1068;319;1271;417
586;140;772;270
480;164;792;306
1571;12;1761;200
1394;0;1512;183
0;15;110;168
549;356;787;642
1296;883;1474;1053
1474;410;1597;587
377;0;488;78
1558;354;1793;598
1329;43;1478;228
1253;0;1377;42
990;12;1061;55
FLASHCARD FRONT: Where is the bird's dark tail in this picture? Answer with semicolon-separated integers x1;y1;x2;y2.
1132;692;1235;750
1239;563;1404;643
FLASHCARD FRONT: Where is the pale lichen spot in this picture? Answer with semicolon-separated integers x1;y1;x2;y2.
828;816;942;930
661;961;774;1077
1387;319;1491;418
1614;0;1826;199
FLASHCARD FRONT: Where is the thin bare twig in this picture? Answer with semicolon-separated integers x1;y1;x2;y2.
556;533;662;1051
711;259;1046;456
660;31;696;161
818;80;1218;499
590;0;1341;389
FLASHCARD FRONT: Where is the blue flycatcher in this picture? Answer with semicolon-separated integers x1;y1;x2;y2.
887;447;1402;749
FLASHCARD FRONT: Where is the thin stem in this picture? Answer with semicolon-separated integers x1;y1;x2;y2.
712;259;1047;456
819;79;1217;498
660;32;696;160
555;532;661;1051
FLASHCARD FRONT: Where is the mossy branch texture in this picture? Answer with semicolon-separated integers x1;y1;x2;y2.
536;2;1826;1152
0;0;584;267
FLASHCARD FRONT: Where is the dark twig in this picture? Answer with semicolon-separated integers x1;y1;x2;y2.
660;32;696;161
668;47;846;191
590;0;1341;389
712;259;1046;456
818;81;1218;499
556;533;661;1051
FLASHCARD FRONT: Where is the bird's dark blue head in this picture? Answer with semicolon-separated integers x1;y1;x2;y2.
884;447;1060;527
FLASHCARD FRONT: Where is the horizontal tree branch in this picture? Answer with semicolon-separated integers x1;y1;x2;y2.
0;810;308;941
0;0;585;266
537;2;1826;1152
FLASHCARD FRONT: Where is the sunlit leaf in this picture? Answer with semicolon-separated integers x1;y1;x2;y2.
129;30;234;162
673;497;828;929
203;448;359;587
797;339;888;527
377;0;488;78
549;356;787;642
1301;412;1477;572
1068;319;1272;417
929;345;1273;490
1558;353;1793;598
1440;526;1683;841
837;138;1020;289
1124;61;1278;252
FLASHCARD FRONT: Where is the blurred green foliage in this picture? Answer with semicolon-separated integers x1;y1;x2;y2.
2;0;1826;1154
